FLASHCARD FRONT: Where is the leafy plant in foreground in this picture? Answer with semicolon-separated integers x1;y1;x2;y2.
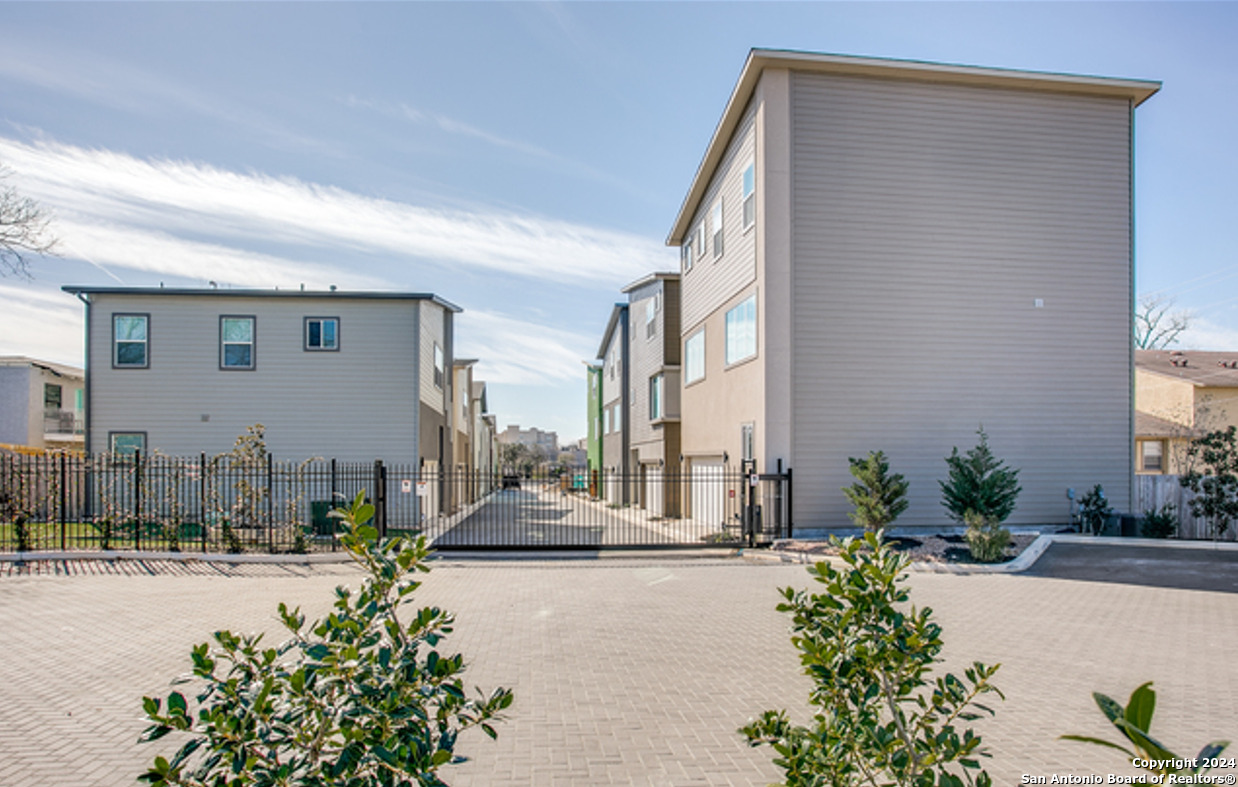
841;451;909;532
138;491;512;786
741;531;1003;787
1140;503;1178;539
1063;682;1230;779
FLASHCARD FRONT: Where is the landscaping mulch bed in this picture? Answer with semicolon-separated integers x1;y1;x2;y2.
773;532;1043;565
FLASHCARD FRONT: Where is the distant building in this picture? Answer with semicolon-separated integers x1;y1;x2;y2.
1135;349;1238;474
0;356;85;452
498;424;558;456
584;362;602;473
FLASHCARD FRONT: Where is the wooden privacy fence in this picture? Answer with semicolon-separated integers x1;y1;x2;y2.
1135;474;1237;541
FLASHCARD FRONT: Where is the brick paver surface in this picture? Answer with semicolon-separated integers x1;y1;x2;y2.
1;555;1235;786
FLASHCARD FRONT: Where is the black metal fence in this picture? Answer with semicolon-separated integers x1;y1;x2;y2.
0;451;791;553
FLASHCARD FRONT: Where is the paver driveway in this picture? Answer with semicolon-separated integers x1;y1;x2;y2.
1;555;1235;786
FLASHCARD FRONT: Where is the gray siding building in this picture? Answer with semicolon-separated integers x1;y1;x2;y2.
667;50;1160;530
63;287;459;467
0;356;85;451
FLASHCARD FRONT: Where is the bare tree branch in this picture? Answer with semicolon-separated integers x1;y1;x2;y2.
0;163;60;278
1135;293;1191;350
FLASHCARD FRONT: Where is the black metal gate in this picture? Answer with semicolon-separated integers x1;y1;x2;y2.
408;465;792;550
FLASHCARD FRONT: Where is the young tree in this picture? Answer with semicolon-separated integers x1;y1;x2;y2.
841;450;909;532
1179;426;1238;539
1134;293;1191;350
940;428;1022;525
0;164;59;278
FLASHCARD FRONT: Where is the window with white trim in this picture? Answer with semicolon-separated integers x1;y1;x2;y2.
305;317;339;351
725;295;757;365
649;374;663;420
681;237;693;272
685;329;705;384
113;314;149;368
742;163;755;229
711;199;724;258
433;343;444;388
645;296;658;340
1141;440;1164;472
220;316;255;370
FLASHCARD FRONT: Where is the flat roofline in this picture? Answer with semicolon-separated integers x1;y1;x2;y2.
667;48;1161;245
620;270;680;294
61;286;462;313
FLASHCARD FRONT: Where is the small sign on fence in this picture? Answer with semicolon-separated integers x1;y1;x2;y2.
401;479;412;494
416;481;430;497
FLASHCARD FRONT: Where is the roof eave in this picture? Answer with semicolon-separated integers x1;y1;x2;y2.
666;49;1161;245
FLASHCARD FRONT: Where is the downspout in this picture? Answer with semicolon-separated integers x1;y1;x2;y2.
74;291;92;455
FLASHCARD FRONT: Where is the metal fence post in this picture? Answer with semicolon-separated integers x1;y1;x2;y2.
786;467;793;539
374;459;387;538
267;453;275;553
200;453;207;552
133;448;143;551
59;452;68;551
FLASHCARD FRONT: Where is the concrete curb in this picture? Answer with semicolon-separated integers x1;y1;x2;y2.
751;532;1238;575
0;549;355;564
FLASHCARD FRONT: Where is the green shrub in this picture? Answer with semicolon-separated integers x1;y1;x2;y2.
13;513;31;552
1077;485;1114;535
1063;682;1229;778
963;511;1011;563
1140;503;1178;539
842;451;909;532
741;531;1003;787
940;428;1021;525
1180;426;1238;538
138;491;512;786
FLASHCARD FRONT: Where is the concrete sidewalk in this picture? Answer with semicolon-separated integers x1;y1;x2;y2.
1;556;1235;786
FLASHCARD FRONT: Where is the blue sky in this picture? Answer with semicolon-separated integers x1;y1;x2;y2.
1;2;1236;444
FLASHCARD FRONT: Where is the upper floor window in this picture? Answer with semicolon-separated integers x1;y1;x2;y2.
693;226;705;264
711;200;724;258
685;329;705;384
649;374;664;420
44;383;62;410
742;163;756;229
645;296;658;340
681;237;693;272
113;314;149;368
305;317;339;351
725;295;757;365
220;316;256;370
433;344;444;389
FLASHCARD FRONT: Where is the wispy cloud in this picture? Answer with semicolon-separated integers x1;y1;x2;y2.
342;95;660;204
0;283;85;365
1179;317;1238;351
457;309;595;386
0;136;669;287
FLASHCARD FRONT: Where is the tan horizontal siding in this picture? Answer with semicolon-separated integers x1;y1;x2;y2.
789;70;1133;529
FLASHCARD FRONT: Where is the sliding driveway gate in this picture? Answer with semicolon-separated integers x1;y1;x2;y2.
1;453;791;553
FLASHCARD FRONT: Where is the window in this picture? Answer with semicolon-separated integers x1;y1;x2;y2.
220;316;256;370
711;200;724;258
434;344;444;388
305;317;339;351
614;404;621;433
109;432;146;456
1141;441;1164;472
113;314;149;368
692;226;704;263
649;374;663;420
645;296;658;340
44;384;62;410
681;237;693;272
605;407;613;435
685;329;705;384
742;163;756;229
74;389;84;411
725;295;757;365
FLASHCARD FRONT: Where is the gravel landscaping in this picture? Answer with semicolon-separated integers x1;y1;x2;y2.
772;531;1048;565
